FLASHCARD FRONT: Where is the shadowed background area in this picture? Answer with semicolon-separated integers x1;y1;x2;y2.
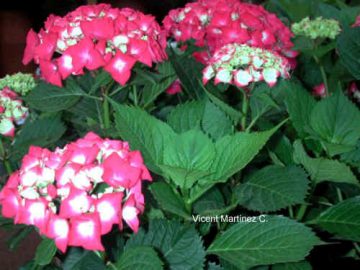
0;0;192;77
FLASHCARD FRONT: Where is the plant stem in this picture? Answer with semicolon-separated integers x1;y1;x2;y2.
288;206;294;219
132;85;138;106
241;90;248;131
102;88;110;130
108;85;123;97
313;55;329;97
246;115;260;132
353;242;360;255
107;262;118;270
296;204;308;221
0;139;12;175
336;187;343;202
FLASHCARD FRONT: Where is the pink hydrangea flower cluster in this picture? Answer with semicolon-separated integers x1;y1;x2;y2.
203;43;291;87
0;88;28;137
0;132;151;252
22;4;167;87
163;0;296;64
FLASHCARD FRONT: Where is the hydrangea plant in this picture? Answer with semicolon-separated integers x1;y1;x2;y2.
0;1;359;269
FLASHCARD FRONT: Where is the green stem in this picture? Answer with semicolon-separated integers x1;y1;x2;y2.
82;94;102;101
106;262;118;270
108;85;124;97
353;242;360;255
241;90;248;131
132;85;138;106
184;201;192;214
296;204;308;221
102;89;110;130
288;206;294;219
336;187;343;202
0;139;12;175
313;56;329;97
246;115;260;132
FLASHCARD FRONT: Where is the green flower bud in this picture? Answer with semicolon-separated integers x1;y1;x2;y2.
0;73;36;96
292;17;341;40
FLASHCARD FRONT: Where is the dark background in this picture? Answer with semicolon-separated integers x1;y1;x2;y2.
0;0;191;77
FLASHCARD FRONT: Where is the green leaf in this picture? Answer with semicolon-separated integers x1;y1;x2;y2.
340;6;360;26
63;249;106;270
150;182;190;218
167;100;204;133
297;55;322;87
293;36;314;54
111;101;176;174
315;3;347;25
211;127;281;182
167;98;233;140
309;91;360;156
193;187;226;215
89;69;113;94
161;130;216;189
219;260;240;270
67;97;101;123
19;260;61;270
202;99;234;140
268;135;294;166
315;196;360;241
35;238;57;266
272;0;316;22
140;61;176;107
12;116;66;159
25;80;82;112
115;246;163;270
293;140;359;186
284;81;316;138
208;215;319;269
7;227;33;251
312;42;337;59
337;26;360;79
250;84;280;121
190;124;282;203
272;261;312;270
236;165;309;212
132;67;164;85
126;219;205;270
168;50;204;99
268;0;316;22
341;141;360;168
208;262;224;270
204;89;242;124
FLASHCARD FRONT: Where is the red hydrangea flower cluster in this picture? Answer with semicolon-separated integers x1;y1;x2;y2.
22;4;167;87
163;0;296;64
0;132;151;252
0;88;28;137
